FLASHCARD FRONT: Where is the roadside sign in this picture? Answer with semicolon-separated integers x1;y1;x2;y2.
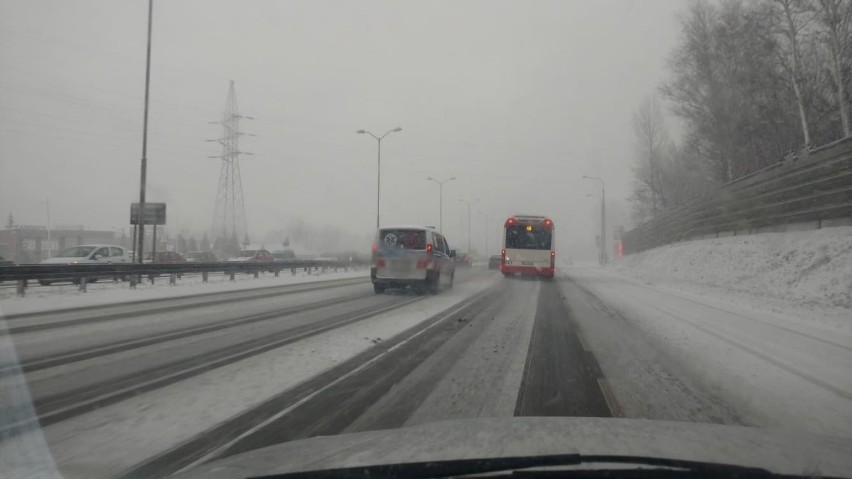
130;203;166;225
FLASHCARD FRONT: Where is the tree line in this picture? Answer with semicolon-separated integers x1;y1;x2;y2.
630;0;852;223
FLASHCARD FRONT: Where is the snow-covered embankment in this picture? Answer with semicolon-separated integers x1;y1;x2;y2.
609;227;852;310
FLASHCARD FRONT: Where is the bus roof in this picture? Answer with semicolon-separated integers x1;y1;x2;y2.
507;215;551;222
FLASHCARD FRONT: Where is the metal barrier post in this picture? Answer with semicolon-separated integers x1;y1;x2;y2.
253;270;259;279
79;277;88;292
202;271;208;283
229;272;235;281
130;274;137;289
274;269;280;277
16;279;26;297
291;268;296;275
169;273;176;285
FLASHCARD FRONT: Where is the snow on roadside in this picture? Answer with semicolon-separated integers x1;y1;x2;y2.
35;275;499;479
608;227;852;313
0;269;368;317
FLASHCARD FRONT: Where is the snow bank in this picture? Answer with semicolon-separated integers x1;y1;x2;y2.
0;269;368;317
610;227;852;309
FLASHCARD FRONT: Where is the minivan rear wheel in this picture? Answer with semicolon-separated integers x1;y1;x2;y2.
428;273;440;295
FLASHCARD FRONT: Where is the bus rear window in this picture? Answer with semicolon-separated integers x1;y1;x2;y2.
378;229;426;250
505;224;552;250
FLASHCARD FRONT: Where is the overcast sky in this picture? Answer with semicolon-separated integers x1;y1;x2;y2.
0;0;683;257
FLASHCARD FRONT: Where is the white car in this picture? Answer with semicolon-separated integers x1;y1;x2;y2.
38;244;130;285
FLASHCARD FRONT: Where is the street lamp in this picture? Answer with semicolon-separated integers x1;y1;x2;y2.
582;175;607;265
457;198;478;254
136;0;154;264
41;199;52;259
477;211;494;257
426;176;455;232
357;127;403;229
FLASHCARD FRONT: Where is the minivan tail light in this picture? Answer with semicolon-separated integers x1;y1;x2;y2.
419;243;433;269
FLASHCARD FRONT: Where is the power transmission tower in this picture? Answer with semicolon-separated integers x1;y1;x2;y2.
208;80;253;256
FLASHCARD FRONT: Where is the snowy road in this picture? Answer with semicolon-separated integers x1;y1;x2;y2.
564;266;852;437
2;265;850;478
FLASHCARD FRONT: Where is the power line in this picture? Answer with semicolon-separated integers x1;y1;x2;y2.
0;127;210;156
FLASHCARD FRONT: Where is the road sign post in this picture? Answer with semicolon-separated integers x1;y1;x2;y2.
131;202;166;268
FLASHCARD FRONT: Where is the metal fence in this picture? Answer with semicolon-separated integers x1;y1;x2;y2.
622;136;852;254
0;259;366;297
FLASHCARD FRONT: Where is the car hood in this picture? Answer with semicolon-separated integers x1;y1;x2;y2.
40;256;87;264
172;417;852;478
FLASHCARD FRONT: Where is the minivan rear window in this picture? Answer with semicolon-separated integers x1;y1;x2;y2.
378;229;426;250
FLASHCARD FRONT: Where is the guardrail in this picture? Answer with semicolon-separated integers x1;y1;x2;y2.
0;259;366;297
621;136;852;254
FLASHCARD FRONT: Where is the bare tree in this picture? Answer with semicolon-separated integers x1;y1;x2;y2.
632;95;669;216
773;0;819;145
818;0;852;136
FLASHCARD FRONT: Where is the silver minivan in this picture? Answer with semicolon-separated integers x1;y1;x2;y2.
371;226;456;294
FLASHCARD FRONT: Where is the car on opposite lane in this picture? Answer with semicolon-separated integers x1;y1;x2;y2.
186;251;218;262
272;250;296;261
227;249;274;262
38;244;130;285
143;251;187;263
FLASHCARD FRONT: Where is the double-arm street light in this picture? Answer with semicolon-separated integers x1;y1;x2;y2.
426;176;455;232
357;127;402;229
477;211;496;257
582;175;607;265
41;199;52;259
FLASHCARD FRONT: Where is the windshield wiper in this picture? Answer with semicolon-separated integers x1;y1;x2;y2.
248;453;826;479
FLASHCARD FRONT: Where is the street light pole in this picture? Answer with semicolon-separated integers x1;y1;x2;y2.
458;199;477;254
426;176;455;232
582;175;607;265
41;199;52;259
136;0;154;264
357;127;402;229
477;211;490;257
